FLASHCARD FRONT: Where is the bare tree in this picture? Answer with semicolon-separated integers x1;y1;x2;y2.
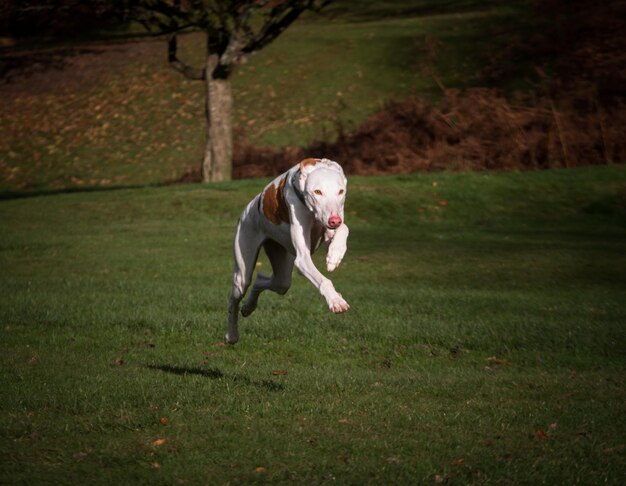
128;0;331;182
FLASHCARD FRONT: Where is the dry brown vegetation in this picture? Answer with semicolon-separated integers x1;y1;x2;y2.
229;86;625;179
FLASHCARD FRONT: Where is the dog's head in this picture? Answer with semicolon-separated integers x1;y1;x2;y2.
298;158;347;230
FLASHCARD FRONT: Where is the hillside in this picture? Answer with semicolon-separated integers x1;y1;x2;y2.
0;0;624;192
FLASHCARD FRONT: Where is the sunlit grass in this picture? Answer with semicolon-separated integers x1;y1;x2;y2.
1;166;625;484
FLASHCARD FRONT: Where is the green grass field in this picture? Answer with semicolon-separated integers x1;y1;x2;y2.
1;166;625;484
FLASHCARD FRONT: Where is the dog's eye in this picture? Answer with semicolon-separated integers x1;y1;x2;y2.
313;190;323;196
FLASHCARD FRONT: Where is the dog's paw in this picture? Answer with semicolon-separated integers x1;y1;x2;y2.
326;253;344;272
326;260;340;272
224;332;239;345
329;294;350;313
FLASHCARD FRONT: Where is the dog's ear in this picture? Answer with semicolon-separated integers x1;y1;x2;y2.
298;158;319;191
299;158;319;175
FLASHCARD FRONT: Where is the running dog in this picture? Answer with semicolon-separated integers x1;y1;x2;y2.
226;158;349;344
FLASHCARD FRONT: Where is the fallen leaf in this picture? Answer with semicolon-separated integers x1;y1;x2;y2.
386;456;402;464
152;438;167;447
336;454;350;463
486;356;510;366
160;417;170;425
379;359;391;369
73;451;89;461
535;428;547;440
271;370;288;376
421;344;439;357
603;444;625;454
255;466;267;473
151;462;161;469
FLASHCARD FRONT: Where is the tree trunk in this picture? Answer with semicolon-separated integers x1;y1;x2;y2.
202;55;233;183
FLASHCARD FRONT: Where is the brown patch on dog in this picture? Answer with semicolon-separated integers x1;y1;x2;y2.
262;176;290;225
299;158;320;170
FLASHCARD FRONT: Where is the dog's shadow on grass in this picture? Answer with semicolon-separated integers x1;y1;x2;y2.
147;364;285;392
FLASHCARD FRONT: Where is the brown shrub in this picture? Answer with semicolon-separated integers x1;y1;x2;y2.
226;86;625;179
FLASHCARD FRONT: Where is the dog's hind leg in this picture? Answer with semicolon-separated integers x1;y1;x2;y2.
241;239;295;317
226;220;264;345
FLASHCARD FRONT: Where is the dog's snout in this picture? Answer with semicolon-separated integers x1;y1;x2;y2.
328;215;342;229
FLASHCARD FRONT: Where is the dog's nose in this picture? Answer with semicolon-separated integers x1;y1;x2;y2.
328;215;342;228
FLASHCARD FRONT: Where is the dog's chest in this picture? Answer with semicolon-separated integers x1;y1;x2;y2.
310;222;326;253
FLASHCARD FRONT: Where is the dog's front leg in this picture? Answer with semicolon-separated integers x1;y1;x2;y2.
290;218;349;313
325;223;349;272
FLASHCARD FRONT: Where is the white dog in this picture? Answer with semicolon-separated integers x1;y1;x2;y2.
226;158;350;344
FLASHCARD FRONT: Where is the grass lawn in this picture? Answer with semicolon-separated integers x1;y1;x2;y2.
1;165;625;484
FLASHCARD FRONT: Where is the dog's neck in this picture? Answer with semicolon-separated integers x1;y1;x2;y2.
291;170;307;205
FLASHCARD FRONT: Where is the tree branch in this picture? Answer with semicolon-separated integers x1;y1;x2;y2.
130;0;333;81
168;34;205;80
242;0;314;55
